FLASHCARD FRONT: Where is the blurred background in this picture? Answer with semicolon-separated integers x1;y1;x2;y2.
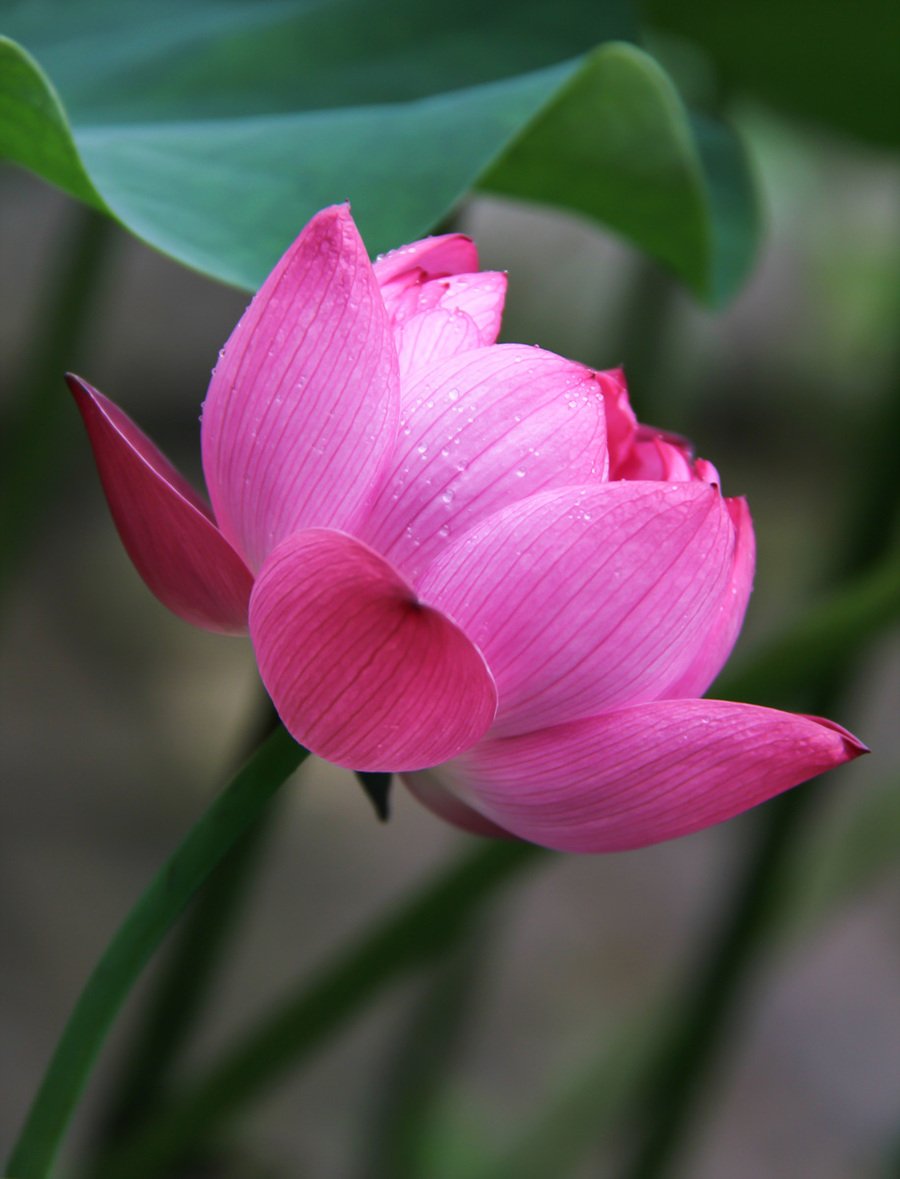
2;75;900;1179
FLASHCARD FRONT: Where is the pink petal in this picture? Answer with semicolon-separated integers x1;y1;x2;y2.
693;457;722;485
248;529;497;772
401;770;516;839
620;434;696;481
373;234;480;288
392;308;483;380
68;375;253;635
393;272;508;379
373;233;506;378
201;204;400;573
596;367;638;476
417;482;736;736
663;497;756;698
439;699;867;853
358;345;608;582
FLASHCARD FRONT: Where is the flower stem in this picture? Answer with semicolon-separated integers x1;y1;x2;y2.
0;200;116;600
4;723;306;1179
89;700;282;1153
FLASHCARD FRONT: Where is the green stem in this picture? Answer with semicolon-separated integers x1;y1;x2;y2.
620;784;814;1179
0;201;115;598
5;723;305;1179
89;840;546;1179
92;700;282;1150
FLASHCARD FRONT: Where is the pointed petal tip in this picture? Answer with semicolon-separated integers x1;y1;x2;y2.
443;700;866;854
201;197;400;571
801;714;870;759
67;372;253;635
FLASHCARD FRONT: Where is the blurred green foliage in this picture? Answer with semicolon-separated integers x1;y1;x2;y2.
644;0;900;148
2;1;900;1177
0;0;756;301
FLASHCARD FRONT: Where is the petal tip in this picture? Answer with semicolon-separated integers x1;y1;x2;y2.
802;714;870;761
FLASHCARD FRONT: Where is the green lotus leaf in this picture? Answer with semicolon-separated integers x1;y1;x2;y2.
0;1;759;301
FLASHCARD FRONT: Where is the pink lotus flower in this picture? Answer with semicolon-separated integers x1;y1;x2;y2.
69;205;865;853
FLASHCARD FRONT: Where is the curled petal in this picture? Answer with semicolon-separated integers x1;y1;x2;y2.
373;234;480;289
418;482;736;736
393;308;482;381
419;273;507;346
374;233;505;376
440;700;867;853
596;367;638;475
202;204;399;572
359;345;608;582
401;769;515;839
620;434;695;482
693;458;722;485
393;273;508;378
663;497;756;698
68;375;252;635
249;530;497;772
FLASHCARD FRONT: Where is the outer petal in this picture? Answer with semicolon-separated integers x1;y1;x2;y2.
417;483;736;736
401;769;515;839
439;700;867;853
249;529;497;772
662;497;756;698
373;234;481;288
68;375;253;635
358;345;608;582
201;204;400;573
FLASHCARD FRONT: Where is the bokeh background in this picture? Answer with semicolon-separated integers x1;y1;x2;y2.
3;75;900;1179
